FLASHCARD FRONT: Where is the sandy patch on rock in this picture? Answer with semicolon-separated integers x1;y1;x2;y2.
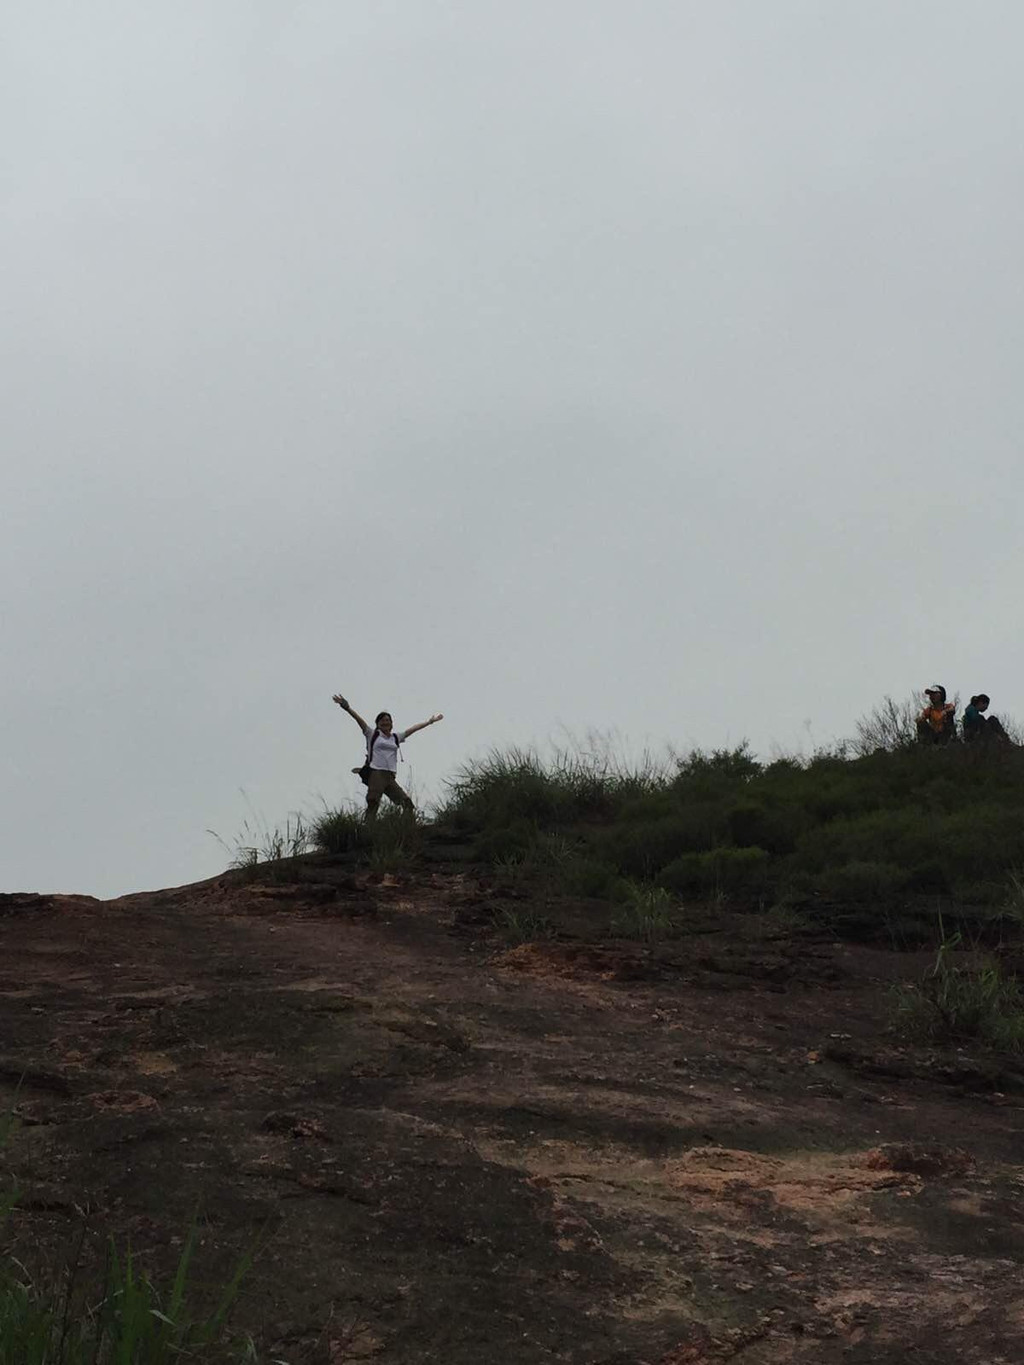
85;1090;158;1114
129;1050;179;1076
493;941;623;981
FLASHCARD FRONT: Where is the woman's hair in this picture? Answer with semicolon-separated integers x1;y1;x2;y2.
375;711;392;725
970;694;990;708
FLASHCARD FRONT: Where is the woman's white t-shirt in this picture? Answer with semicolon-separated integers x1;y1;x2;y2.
361;722;409;773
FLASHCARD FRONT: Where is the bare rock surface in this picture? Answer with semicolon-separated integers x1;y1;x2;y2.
1;859;1023;1362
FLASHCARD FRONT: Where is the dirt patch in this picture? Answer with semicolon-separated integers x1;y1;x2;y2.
84;1090;159;1114
493;941;629;980
865;1142;975;1178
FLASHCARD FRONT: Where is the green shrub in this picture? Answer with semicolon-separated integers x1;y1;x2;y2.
818;860;907;902
917;777;965;814
656;852;704;896
790;808;928;875
938;806;1024;880
950;878;1006;908
614;790;678;824
558;859;617;899
659;846;770;897
424;735;1024;937
725;801;807;855
671;744;760;800
784;804;1024;895
488;832;609;897
487;829;580;884
602;812;717;880
903;860;950;894
475;818;541;864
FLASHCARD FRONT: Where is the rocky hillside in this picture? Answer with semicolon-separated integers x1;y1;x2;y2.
2;850;1023;1363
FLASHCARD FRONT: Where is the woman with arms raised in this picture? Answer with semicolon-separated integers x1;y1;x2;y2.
332;694;443;820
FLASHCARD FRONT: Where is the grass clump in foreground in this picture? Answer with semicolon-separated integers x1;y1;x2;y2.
2;1103;259;1362
893;928;1024;1053
0;1203;260;1364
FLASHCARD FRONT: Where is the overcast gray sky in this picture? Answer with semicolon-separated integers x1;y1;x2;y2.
4;1;1022;898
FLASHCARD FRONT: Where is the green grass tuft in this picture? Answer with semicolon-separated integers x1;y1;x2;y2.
309;804;364;855
209;794;313;873
0;1232;260;1364
493;906;554;944
893;929;1024;1053
1;1111;261;1364
612;882;681;944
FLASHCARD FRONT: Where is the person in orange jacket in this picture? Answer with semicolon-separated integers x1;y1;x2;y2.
916;684;957;745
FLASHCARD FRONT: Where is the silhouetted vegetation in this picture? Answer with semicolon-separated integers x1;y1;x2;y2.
436;731;1024;942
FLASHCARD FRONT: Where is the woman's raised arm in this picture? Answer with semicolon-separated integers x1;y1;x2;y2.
402;713;444;739
332;694;369;732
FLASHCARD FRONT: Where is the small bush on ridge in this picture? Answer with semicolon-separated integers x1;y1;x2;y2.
310;805;364;854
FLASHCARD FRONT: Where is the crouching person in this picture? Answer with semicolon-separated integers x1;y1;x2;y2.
963;694;1010;745
333;694;444;820
916;685;957;745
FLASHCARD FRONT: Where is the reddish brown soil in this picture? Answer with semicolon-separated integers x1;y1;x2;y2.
2;858;1024;1363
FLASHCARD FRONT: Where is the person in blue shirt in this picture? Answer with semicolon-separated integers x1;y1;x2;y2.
962;694;1010;745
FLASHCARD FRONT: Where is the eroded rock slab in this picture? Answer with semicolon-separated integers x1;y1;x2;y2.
1;869;1022;1362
